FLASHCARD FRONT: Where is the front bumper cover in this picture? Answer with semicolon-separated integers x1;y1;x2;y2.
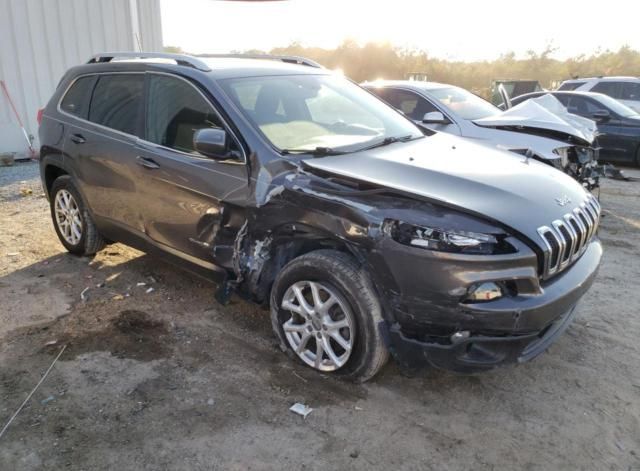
381;239;602;374
386;304;578;374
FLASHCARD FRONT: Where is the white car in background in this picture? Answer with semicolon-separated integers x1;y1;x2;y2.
364;80;600;189
557;77;640;113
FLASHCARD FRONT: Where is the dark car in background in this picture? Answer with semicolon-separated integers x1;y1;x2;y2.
511;91;640;166
39;52;602;381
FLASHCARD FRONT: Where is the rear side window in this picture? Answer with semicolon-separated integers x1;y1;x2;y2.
60;76;95;118
557;81;586;91
591;81;622;98
145;74;227;154
88;74;144;135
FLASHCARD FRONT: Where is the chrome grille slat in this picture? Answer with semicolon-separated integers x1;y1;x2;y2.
537;195;600;280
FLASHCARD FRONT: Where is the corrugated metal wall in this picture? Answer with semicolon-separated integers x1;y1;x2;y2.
0;0;163;155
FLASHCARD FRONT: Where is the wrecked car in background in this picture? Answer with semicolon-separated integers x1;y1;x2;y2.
39;53;602;381
364;81;600;189
511;90;640;167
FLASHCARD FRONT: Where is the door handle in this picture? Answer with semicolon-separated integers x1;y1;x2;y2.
136;155;160;169
70;133;86;144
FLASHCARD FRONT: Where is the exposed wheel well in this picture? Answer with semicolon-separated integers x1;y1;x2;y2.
245;229;356;304
44;165;68;195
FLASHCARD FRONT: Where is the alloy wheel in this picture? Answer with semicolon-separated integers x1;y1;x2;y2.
281;280;355;371
54;189;83;245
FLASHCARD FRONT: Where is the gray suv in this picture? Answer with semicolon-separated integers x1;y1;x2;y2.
39;53;602;381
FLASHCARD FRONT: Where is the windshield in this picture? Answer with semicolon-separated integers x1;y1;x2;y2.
220;74;423;153
427;86;499;120
594;93;639;117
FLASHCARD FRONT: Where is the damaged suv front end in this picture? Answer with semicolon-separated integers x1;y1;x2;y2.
215;70;602;377
272;134;602;374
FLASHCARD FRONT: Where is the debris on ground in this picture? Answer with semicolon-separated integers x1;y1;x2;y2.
207;398;215;406
44;340;58;347
136;282;147;287
289;403;313;418
80;287;90;302
41;395;55;405
112;294;125;301
145;287;155;294
19;187;33;196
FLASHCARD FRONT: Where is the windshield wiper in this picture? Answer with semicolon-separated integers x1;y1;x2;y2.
357;134;417;152
281;146;347;156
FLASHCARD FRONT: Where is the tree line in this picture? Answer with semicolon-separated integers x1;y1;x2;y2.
165;41;640;99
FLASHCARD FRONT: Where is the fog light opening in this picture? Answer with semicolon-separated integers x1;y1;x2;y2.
451;330;471;344
466;282;504;302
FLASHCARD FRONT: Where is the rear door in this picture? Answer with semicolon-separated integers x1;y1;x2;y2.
134;72;249;264
62;73;145;230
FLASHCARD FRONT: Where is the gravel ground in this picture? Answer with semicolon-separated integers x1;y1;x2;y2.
0;161;639;470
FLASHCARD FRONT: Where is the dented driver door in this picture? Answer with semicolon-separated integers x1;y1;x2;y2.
134;73;249;266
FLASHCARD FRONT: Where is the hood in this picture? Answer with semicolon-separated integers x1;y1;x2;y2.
302;133;591;244
474;94;597;145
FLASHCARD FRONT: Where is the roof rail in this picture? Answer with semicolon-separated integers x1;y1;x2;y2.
198;53;323;69
87;52;211;72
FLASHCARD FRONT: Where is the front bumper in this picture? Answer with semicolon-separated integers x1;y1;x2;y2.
387;304;578;373
380;239;602;374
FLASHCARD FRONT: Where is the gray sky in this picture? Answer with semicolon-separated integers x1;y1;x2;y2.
160;0;640;61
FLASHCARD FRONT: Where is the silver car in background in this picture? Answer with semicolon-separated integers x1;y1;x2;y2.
364;80;600;189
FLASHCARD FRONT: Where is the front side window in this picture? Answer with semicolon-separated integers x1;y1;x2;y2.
146;74;234;155
375;88;438;121
566;96;605;116
590;94;638;117
428;86;499;120
88;74;144;135
60;76;95;118
220;74;422;153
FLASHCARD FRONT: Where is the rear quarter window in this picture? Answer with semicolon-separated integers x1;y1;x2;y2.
60;76;95;118
88;74;144;135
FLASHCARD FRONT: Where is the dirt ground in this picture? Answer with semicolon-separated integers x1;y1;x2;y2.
0;161;639;471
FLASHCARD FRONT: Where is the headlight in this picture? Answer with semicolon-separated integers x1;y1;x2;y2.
385;220;516;255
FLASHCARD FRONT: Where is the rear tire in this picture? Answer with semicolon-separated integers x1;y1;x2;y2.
270;249;389;382
50;175;105;256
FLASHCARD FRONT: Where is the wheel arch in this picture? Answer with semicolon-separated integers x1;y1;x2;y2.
240;221;363;304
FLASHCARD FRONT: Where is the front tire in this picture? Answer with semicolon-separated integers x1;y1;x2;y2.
50;175;105;256
270;250;389;382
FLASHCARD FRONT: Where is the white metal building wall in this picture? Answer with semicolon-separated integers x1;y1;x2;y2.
0;0;163;155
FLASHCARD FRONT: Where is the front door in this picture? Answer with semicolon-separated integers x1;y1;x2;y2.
134;73;249;265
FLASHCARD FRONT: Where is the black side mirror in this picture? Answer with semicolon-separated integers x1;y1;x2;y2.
193;128;232;159
592;110;611;122
422;111;450;125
